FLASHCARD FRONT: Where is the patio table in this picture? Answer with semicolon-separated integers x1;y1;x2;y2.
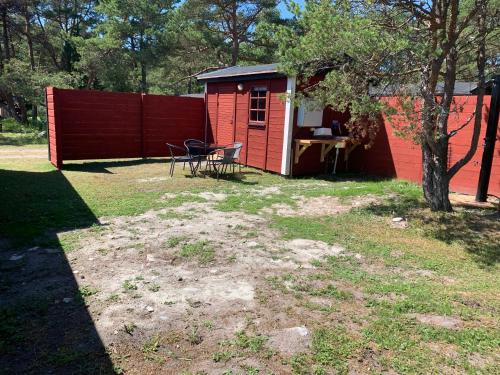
188;143;227;174
188;143;226;155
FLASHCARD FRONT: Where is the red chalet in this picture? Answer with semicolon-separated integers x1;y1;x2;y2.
196;63;356;177
197;64;499;196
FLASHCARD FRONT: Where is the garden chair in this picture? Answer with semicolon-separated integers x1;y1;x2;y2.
230;142;243;172
166;143;197;177
207;147;239;180
184;139;207;157
204;146;225;173
185;139;208;172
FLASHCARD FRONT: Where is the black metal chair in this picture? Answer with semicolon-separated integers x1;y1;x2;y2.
166;143;196;177
184;139;207;156
207;147;239;180
184;139;208;173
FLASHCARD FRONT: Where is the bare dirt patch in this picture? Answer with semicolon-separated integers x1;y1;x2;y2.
411;313;462;329
250;185;282;196
23;198;364;373
137;176;169;183
467;352;496;369
283;238;344;265
198;191;227;201
265;194;380;217
267;326;311;355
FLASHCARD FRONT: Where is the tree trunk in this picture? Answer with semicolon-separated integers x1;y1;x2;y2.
230;3;239;66
140;62;148;93
0;36;3;72
0;90;23;123
422;141;452;211
24;6;38;128
24;8;35;69
17;98;28;124
32;105;38;128
1;7;10;60
419;63;452;211
231;37;239;66
138;32;148;93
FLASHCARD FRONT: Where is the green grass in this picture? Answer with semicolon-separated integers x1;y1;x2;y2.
78;285;99;297
142;334;161;354
180;240;215;264
215;191;296;214
212;350;234;363
0;297;50;353
271;199;499;374
212;331;269;364
165;235;187;248
311;327;359;373
291;332;359;375
309;284;353;300
47;347;87;366
148;283;161;292
234;331;268;353
1;144;498;374
0;153;283;246
122;279;138;292
0;131;47;146
213;177;422;215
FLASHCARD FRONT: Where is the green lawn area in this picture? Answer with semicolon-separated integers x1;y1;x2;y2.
0;131;47;146
0;145;498;374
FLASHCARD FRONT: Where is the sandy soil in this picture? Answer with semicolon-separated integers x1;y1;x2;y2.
13;192;375;374
4;189;488;374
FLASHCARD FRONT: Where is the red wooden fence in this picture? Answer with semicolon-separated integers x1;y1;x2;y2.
46;87;205;168
349;95;500;196
47;87;499;197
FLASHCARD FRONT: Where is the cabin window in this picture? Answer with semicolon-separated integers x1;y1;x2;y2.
249;87;267;124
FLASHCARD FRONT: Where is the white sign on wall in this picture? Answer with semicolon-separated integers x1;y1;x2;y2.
297;100;323;128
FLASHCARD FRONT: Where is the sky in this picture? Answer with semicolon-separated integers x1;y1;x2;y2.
278;0;305;19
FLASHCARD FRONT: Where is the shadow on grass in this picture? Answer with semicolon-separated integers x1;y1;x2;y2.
418;210;500;268
196;168;261;185
362;194;500;268
0;169;114;374
292;172;396;183
62;158;168;174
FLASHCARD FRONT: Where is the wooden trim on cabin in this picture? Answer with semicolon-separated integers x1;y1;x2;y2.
204;83;208;145
264;79;271;170
281;77;296;175
232;86;237;143
215;90;219;142
248;85;268;127
244;88;250;165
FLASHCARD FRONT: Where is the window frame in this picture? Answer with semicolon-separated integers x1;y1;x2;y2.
248;86;268;127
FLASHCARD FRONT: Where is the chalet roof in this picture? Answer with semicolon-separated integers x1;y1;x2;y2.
197;62;490;96
369;81;481;96
196;64;281;81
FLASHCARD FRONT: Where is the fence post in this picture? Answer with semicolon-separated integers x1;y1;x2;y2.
476;75;500;201
45;87;50;163
46;87;63;169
